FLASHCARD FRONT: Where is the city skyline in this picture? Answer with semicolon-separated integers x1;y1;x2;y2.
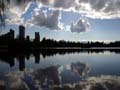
1;25;120;50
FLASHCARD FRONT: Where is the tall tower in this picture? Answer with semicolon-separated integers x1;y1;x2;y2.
35;32;40;41
9;29;14;39
19;25;25;40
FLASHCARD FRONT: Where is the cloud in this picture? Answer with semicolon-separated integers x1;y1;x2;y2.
70;18;90;33
76;0;120;19
2;0;120;33
38;0;76;9
28;10;62;30
53;0;76;9
37;0;120;19
1;0;91;33
2;0;120;25
3;0;32;25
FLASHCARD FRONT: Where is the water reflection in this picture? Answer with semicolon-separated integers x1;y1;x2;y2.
0;49;120;90
0;62;120;90
0;49;120;71
0;52;41;71
60;62;90;84
0;62;90;90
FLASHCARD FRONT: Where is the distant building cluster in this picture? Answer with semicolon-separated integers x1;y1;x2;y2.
0;29;14;40
0;25;40;41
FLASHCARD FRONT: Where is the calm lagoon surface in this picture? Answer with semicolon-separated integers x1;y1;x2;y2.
0;50;120;90
0;51;120;76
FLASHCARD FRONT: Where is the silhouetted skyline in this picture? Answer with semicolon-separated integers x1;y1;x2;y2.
0;25;120;50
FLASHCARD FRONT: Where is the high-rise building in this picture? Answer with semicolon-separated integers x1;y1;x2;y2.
35;32;40;41
9;29;14;39
26;35;30;42
19;25;25;39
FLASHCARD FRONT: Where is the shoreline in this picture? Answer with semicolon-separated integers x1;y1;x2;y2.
1;46;120;49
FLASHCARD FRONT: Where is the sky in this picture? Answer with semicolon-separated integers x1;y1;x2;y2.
1;0;120;42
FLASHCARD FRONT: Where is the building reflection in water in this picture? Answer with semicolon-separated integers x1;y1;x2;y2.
18;55;25;71
0;49;120;71
34;53;40;64
7;56;15;67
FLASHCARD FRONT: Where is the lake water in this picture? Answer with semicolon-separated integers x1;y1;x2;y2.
0;49;120;90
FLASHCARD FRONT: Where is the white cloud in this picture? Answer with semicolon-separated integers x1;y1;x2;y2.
3;0;120;33
4;0;32;24
70;18;90;33
9;0;32;16
38;0;77;9
3;0;120;25
37;0;120;19
28;10;62;30
53;0;76;9
76;0;120;19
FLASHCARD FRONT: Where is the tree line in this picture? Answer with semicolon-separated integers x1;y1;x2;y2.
0;32;120;50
